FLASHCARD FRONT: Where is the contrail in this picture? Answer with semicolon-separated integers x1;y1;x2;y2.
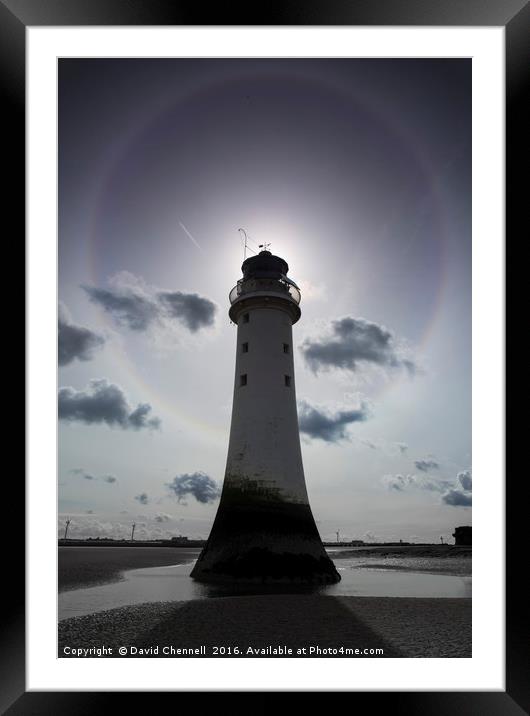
179;221;204;253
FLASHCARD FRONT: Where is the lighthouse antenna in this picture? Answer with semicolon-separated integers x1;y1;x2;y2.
238;228;257;260
238;228;247;260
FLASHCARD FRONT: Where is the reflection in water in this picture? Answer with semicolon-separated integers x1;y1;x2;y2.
59;557;471;621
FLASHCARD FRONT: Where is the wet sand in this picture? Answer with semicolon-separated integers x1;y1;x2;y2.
59;544;471;593
330;544;471;560
58;546;471;658
59;546;202;592
58;595;471;658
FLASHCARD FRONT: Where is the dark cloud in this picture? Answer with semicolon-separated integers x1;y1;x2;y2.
457;470;472;491
83;286;159;331
414;458;440;472
167;472;221;504
58;303;105;366
128;403;161;430
298;400;370;443
442;489;472;507
135;492;149;505
83;275;217;334
103;475;117;484
300;316;416;375
442;470;472;506
58;379;161;430
158;291;217;332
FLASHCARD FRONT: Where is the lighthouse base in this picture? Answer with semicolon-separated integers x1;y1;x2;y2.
191;485;340;585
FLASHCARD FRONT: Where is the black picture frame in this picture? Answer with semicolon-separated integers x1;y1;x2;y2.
8;0;527;712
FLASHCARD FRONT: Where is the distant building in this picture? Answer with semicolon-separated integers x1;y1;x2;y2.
453;526;472;545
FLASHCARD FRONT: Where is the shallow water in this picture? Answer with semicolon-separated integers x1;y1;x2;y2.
58;556;471;621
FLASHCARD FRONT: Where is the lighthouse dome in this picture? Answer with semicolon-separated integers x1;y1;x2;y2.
241;250;289;280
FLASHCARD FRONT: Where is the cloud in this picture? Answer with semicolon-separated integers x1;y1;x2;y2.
384;468;472;508
128;403;161;429
167;472;221;504
83;272;217;334
155;513;172;523
83;285;158;331
135;493;149;505
396;442;408;454
298;399;370;443
383;473;453;493
297;279;326;301
58;302;105;366
363;532;381;543
414;458;440;472
58;379;161;430
383;474;416;492
57;514;190;541
300;316;416;376
157;291;216;332
70;468;96;480
442;470;472;507
457;470;472;491
69;468;117;484
442;489;472;507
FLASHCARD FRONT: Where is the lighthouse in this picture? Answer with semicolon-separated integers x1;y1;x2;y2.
191;249;340;585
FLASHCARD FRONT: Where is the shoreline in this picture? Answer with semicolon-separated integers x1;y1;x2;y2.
59;546;202;593
59;544;471;593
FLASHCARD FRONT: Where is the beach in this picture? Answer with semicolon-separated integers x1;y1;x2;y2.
59;546;202;592
58;545;471;658
59;595;470;658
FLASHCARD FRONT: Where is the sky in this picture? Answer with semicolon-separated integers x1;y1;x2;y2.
58;58;471;543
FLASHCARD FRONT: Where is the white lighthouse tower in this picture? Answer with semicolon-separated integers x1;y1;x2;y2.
191;249;340;584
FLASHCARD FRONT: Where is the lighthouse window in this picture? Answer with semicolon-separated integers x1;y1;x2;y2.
243;313;249;323
284;375;291;387
283;343;289;354
240;374;247;387
242;342;249;353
